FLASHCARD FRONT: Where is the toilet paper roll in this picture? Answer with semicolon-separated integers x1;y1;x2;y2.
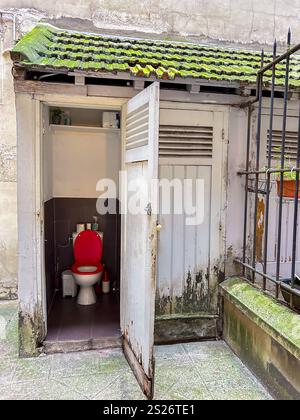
76;224;85;234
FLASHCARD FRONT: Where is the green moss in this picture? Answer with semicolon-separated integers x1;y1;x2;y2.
221;278;300;353
11;23;300;86
12;24;54;62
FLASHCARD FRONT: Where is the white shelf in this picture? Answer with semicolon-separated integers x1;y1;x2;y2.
50;124;120;133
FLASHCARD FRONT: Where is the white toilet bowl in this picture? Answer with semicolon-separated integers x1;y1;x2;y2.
73;268;103;306
71;230;104;306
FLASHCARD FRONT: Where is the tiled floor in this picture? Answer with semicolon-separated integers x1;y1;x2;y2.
0;301;273;400
46;293;120;342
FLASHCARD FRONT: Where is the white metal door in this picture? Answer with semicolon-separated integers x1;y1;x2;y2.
157;108;225;317
120;82;160;399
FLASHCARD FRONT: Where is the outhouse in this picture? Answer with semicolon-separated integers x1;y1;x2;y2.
10;23;300;398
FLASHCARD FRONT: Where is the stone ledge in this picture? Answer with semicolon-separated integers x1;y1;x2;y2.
220;277;300;361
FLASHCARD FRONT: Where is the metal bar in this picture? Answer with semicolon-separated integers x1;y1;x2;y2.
252;51;265;283
236;260;300;298
258;41;300;74
291;101;300;287
240;38;300;110
276;30;291;298
242;105;253;275
238;167;300;176
240;29;300;310
263;41;277;290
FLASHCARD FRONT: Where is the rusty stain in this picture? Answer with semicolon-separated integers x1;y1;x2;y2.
256;198;265;262
150;223;158;291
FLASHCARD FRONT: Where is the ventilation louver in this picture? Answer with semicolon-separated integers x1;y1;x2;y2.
159;125;213;158
267;130;299;162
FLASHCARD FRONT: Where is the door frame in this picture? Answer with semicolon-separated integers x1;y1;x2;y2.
16;90;229;356
16;93;126;356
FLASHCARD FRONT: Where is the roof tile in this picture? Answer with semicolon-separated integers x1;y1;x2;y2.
11;24;300;87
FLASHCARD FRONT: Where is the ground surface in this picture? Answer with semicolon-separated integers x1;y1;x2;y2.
0;301;272;400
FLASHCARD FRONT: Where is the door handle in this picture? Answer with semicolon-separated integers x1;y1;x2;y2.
156;224;162;233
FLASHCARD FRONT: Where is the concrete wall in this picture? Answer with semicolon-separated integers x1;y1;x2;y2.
0;1;298;299
0;15;17;299
221;278;300;400
1;1;300;45
51;126;121;199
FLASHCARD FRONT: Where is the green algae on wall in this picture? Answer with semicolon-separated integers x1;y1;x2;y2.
221;278;300;357
222;278;300;399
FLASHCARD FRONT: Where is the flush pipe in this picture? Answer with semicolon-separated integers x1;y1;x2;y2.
38;73;61;81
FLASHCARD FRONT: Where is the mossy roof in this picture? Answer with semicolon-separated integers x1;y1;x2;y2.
11;23;300;87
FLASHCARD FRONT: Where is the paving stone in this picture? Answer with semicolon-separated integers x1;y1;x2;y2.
183;340;233;362
0;301;272;400
193;355;251;383
55;372;123;399
162;382;213;401
49;351;100;378
1;379;86;400
155;344;191;366
206;381;273;401
12;356;52;383
95;371;145;400
0;358;16;385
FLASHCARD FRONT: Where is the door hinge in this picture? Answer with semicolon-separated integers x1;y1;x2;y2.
222;128;225;141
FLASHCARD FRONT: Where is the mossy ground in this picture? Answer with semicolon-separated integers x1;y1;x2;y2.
0;300;272;400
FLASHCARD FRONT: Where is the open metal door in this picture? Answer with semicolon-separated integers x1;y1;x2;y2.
121;82;160;399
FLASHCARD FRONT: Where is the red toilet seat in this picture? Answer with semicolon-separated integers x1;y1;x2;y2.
72;231;104;276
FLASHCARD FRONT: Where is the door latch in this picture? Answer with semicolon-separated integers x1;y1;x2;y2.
145;202;152;216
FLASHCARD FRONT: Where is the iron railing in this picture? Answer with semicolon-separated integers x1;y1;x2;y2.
237;30;300;310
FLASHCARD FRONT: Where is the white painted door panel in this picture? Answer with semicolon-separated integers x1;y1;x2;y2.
121;82;159;399
157;108;225;316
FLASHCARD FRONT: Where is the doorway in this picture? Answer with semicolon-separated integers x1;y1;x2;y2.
17;82;226;399
16;83;161;400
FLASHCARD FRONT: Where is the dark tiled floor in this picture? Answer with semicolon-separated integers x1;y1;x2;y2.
46;292;121;342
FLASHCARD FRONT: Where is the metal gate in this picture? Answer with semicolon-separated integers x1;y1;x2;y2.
237;31;300;309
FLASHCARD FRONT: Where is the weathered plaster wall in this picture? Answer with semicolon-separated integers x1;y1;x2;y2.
0;1;298;300
1;0;300;46
0;15;17;299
